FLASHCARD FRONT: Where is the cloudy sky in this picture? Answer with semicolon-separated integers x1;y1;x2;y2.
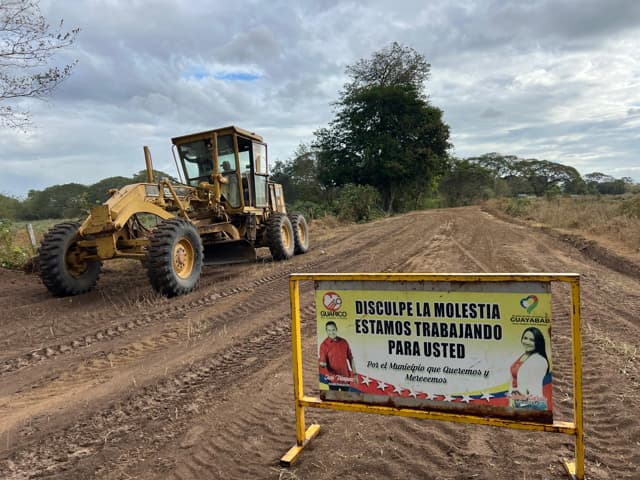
1;0;639;197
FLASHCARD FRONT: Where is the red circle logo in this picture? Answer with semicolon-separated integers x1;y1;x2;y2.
322;292;342;312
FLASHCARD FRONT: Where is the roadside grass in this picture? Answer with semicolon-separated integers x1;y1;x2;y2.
0;219;63;269
487;194;640;252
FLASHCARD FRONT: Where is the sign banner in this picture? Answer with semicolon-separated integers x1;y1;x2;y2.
316;281;553;422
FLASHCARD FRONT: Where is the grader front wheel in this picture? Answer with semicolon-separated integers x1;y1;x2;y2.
39;222;103;296
146;218;203;297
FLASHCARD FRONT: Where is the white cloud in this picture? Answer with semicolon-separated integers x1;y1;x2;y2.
1;0;639;197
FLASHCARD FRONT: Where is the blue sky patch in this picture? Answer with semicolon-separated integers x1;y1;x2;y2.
214;72;260;81
184;68;210;80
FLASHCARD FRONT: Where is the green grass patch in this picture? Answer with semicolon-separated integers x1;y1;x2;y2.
0;219;66;270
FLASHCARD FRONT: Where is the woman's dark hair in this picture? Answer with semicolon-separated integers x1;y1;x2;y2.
522;327;549;373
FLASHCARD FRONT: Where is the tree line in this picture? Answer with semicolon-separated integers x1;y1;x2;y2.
0;40;637;223
0;170;175;220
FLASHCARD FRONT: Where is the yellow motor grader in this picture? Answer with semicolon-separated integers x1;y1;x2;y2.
38;126;309;297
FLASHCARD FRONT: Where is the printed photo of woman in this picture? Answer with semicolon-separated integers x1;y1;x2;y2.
509;326;552;410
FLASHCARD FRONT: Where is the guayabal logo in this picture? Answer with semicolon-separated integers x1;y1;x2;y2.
520;295;539;314
322;292;342;312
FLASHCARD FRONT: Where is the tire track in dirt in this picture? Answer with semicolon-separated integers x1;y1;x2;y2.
372;209;629;477
0;270;285;377
0;313;295;479
162;218;459;479
0;210;443;324
0;214;416;377
446;209;640;478
0;296;323;479
0;216;416;396
0;278;297;433
4;208;638;479
377;212;578;478
190;209;639;480
0;213;416;365
0;213;450;476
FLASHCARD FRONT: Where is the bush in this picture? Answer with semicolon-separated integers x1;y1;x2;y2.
619;194;640;218
439;160;494;207
289;200;332;221
421;196;445;210
336;184;384;222
504;197;532;217
0;220;31;270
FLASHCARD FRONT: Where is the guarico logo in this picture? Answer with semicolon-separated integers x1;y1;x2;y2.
322;292;342;312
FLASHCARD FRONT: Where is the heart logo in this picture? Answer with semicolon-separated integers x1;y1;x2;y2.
520;295;539;313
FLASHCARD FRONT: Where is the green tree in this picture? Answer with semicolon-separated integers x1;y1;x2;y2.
131;169;177;183
468;153;522;178
315;43;450;213
86;176;131;204
20;182;87;219
470;154;586;196
439;159;494;206
344;41;431;94
584;172;628;195
0;193;21;219
0;0;79;128
270;143;326;204
514;159;584;195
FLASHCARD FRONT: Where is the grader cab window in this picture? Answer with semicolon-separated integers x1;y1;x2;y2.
217;135;241;208
253;142;268;207
178;140;214;186
236;136;268;207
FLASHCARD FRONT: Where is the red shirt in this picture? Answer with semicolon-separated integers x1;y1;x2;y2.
511;357;524;388
319;336;353;378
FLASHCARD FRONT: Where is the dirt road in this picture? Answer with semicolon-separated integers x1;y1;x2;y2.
0;207;638;479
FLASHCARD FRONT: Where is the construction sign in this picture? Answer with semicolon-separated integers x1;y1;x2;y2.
282;273;583;480
316;281;553;423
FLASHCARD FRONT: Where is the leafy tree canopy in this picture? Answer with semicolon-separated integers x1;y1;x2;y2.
468;153;586;195
439;159;494;207
270;143;325;205
344;41;431;96
0;192;21;219
314;42;450;212
7;169;177;220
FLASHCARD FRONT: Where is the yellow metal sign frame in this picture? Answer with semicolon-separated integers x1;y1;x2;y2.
280;273;584;480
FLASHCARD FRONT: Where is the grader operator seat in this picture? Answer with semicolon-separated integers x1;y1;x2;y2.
219;160;240;207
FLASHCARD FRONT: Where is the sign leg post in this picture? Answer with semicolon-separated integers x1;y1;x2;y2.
281;278;320;467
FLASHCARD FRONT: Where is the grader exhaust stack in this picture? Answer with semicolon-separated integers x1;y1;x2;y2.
143;146;155;183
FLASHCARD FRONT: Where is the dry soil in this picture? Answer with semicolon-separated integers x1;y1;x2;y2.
0;206;638;479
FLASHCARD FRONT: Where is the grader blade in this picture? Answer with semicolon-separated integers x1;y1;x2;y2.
203;240;257;265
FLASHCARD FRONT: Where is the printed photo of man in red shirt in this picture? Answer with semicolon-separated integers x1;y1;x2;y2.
319;321;357;391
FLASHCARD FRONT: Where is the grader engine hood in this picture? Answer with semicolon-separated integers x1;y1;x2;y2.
80;183;194;236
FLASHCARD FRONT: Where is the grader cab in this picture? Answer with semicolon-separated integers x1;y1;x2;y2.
38;126;309;297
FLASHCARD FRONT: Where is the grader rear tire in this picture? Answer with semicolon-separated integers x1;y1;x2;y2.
39;222;102;296
267;213;295;261
288;213;309;254
146;218;203;297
